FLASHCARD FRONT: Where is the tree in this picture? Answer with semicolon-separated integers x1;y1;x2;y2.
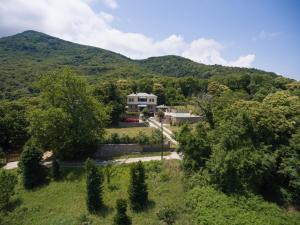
142;107;150;119
0;100;29;152
93;81;125;125
0;170;17;210
113;199;132;225
195;92;214;128
85;158;103;212
128;161;148;211
52;159;60;180
157;205;177;225
28;69;109;160
19;141;46;189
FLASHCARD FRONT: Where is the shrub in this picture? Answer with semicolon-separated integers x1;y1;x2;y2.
52;159;60;180
85;158;103;212
0;149;5;168
113;199;132;225
128;161;148;211
0;170;17;210
137;132;150;145
104;162;116;185
157;205;177;225
150;129;162;144
19;141;46;189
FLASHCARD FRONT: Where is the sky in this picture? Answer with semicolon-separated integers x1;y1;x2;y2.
0;0;299;80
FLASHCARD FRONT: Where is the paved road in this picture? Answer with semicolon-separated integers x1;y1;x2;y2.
148;117;178;145
4;119;181;170
3;152;181;170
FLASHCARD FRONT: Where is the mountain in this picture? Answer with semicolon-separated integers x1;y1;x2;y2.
0;30;279;99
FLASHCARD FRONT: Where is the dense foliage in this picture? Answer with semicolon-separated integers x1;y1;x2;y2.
51;159;60;180
19;142;46;189
85;158;103;212
0;30;284;101
0;100;29;152
0;169;17;210
185;185;300;225
178;87;300;205
128;161;148;211
27;69;109;160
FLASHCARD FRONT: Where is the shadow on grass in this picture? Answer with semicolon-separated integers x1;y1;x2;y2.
96;204;114;217
5;197;22;212
144;199;156;212
60;168;85;182
132;199;156;213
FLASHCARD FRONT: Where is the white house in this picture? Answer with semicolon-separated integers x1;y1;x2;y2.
127;93;157;113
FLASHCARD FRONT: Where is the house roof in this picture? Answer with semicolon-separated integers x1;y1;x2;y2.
128;93;157;97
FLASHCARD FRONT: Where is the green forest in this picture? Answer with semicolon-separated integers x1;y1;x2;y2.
1;31;300;224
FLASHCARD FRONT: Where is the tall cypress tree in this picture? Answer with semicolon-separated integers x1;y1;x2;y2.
128;161;148;211
113;199;132;225
85;158;103;212
19;141;46;189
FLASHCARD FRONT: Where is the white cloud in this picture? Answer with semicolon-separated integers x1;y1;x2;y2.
99;12;114;22
0;0;255;68
253;30;282;41
101;0;118;9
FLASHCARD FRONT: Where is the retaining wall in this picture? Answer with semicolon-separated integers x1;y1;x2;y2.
94;143;170;158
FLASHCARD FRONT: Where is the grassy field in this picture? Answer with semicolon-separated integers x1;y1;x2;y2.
1;160;193;225
105;126;155;137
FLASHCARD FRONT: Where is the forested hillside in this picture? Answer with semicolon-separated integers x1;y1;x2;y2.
1;31;300;224
0;30;283;99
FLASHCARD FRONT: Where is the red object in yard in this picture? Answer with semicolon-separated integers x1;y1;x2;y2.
124;118;139;122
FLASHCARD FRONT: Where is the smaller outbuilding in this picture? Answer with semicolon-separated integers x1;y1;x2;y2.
163;112;202;125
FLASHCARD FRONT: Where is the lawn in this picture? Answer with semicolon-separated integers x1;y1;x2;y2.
105;126;155;138
1;160;193;225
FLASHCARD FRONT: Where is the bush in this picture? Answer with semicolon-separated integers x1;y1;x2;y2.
52;159;60;180
137;132;150;145
113;199;132;225
157;205;177;225
19;141;46;189
110;133;121;144
186;186;300;225
128;161;148;211
0;149;5;168
0;170;17;210
85;158;103;212
150;129;162;144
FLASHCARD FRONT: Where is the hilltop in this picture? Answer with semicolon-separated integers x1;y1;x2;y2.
0;30;279;99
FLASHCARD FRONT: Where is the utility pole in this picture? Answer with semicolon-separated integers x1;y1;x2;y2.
161;117;164;160
157;110;165;160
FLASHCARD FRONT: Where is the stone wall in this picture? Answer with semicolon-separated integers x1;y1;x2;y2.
94;143;170;158
118;121;147;128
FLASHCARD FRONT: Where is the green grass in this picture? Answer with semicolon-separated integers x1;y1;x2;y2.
112;151;171;159
1;160;193;225
105;126;155;138
165;124;181;134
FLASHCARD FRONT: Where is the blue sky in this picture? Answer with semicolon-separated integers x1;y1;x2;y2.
0;0;299;80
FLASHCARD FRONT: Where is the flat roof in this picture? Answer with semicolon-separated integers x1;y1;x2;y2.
165;112;201;118
128;93;157;97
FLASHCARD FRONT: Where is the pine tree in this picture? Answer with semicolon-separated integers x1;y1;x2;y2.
52;158;60;180
128;161;148;211
85;158;103;213
113;199;132;225
19;141;46;189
